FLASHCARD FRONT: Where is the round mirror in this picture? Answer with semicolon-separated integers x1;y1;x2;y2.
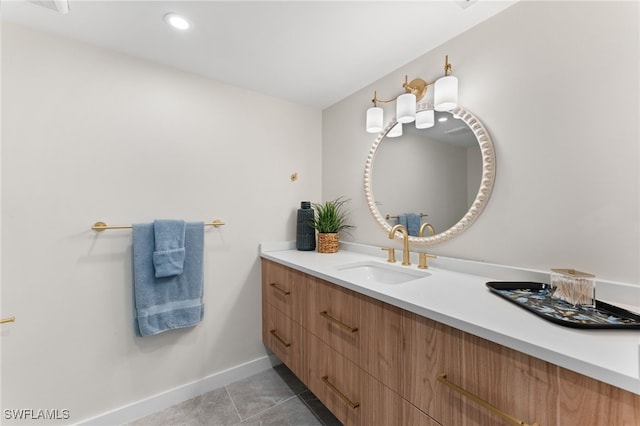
364;105;495;244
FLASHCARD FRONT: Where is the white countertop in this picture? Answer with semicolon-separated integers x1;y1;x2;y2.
260;241;640;395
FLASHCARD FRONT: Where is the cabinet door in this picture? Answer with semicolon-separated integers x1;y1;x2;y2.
306;277;361;363
460;333;557;426
359;296;402;394
261;259;302;323
558;366;640;426
402;311;465;425
262;304;304;381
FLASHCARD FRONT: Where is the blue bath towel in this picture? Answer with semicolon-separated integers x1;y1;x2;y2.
153;219;186;278
133;222;205;336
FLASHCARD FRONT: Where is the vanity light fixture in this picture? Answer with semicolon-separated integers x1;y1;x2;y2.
365;55;458;133
164;13;190;30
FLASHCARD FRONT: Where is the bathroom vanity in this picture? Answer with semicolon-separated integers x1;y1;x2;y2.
260;242;640;426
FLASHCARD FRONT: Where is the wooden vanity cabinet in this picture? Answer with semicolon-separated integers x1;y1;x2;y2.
460;332;558;426
404;312;560;426
402;400;441;426
557;367;640;425
262;259;640;426
306;331;402;426
403;311;640;426
305;276;403;393
261;260;305;380
403;312;465;425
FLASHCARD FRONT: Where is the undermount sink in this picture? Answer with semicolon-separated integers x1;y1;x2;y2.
335;260;430;285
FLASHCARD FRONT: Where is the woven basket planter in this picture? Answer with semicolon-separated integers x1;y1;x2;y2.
317;233;340;253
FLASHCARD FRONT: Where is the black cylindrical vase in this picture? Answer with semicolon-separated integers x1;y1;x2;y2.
296;201;316;251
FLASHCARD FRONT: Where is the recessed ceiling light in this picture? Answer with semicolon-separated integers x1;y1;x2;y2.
438;116;448;122
164;13;190;30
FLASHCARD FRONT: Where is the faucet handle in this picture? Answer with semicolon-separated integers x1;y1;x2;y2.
381;247;396;263
418;252;437;269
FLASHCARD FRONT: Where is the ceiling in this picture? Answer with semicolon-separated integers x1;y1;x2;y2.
1;0;517;109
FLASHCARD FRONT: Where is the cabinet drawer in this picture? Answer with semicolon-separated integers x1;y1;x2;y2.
403;312;465;425
307;332;362;426
306;332;401;426
262;304;304;381
558;366;640;426
306;276;361;363
262;259;302;323
460;333;557;426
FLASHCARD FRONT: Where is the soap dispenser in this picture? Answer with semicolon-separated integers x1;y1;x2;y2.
296;201;316;251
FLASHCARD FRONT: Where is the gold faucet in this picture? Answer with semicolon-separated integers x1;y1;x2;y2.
389;224;411;265
419;223;435;237
417;223;437;269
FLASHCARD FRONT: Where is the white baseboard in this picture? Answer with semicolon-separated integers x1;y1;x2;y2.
75;354;282;426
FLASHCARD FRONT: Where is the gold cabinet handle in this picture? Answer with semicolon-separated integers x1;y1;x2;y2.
269;282;291;295
319;311;358;333
269;329;291;347
437;373;540;426
321;375;360;409
0;316;15;324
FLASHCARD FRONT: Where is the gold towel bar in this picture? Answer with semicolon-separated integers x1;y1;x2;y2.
385;213;428;220
1;316;16;324
92;219;225;232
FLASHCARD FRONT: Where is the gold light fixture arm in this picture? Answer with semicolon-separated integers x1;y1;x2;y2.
369;55;452;107
403;76;429;101
444;55;453;76
371;90;396;106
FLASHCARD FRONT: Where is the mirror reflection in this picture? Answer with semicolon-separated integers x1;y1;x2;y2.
364;106;495;244
372;111;481;235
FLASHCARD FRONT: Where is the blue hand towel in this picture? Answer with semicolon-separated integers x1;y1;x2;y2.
406;213;421;237
133;222;205;336
153;220;186;278
398;214;409;231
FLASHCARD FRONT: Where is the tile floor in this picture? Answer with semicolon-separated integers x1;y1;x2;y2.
128;364;342;426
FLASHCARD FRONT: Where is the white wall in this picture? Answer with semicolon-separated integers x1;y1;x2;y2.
1;23;321;423
323;1;639;285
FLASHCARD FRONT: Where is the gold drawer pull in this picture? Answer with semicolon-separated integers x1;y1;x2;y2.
320;311;358;333
437;373;540;426
0;316;15;324
269;282;291;295
321;375;360;409
269;329;291;347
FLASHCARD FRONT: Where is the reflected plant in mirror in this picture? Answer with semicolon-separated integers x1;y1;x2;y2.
364;106;495;245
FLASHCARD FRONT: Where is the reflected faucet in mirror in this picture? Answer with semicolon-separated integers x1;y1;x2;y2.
364;105;495;245
419;223;436;237
389;224;411;266
418;223;437;269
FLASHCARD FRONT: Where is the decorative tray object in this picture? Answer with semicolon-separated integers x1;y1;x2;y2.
485;281;640;329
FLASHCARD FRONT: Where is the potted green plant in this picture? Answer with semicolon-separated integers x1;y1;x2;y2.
309;197;355;253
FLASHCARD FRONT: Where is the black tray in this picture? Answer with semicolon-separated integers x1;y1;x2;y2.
486;281;640;329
